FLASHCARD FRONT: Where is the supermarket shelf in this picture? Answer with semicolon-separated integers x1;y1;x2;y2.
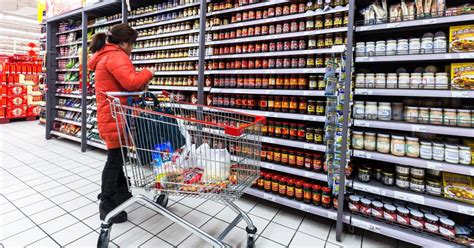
50;131;81;143
56;27;82;35
55;94;82;99
205;68;326;75
207;27;348;45
133;43;199;52
355;52;474;63
260;161;328;182
88;18;121;28
207;46;346;59
356;14;474;32
56;55;79;60
209;6;349;31
56;41;82;47
55;81;80;85
245;187;338;220
148;85;210;91
344;214;455;248
133;57;198;64
351;180;474;216
354;89;474;98
133;15;199;30
153;71;198;75
55;68;79;72
207;0;289;16
55;106;82;112
54;118;91;128
260;136;325;152
136;29;199;41
352;150;474;176
217;108;325;122
210;88;324;96
128;2;201;20
353;119;474;138
87;140;106;150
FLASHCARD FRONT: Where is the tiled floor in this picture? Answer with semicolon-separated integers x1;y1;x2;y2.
1;121;414;248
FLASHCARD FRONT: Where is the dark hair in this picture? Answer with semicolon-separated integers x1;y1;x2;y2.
89;23;138;53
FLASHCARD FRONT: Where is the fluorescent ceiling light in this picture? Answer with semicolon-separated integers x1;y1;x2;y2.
0;35;38;42
0;12;38;25
0;27;41;37
0;44;39;50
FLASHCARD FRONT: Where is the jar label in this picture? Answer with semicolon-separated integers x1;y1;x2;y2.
426;185;441;195
425;222;439;233
397;215;409;225
383;211;396;222
348;202;359;212
439;226;455;238
410;218;424;229
371;209;383;218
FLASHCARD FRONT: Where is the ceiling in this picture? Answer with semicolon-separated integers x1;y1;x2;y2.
0;0;41;55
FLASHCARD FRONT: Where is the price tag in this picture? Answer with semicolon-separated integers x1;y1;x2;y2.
386;23;399;28
354;120;370;127
394;191;425;204
470;169;474;176
353;150;371;159
359;26;372;31
267;113;277;118
460;53;474;59
451;91;469;98
328;211;338;220
426;161;443;171
265;90;274;94
411;125;426;132
263;193;275;202
304;171;316;179
358;57;369;62
304;143;316;150
352;219;381;233
263;137;274;143
457;205;474;216
422;19;437;24
265;70;275;74
300;204;311;212
303;91;312;96
353;183;380;195
304;115;317;121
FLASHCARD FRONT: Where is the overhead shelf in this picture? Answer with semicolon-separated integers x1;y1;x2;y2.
353;119;474;137
352;150;474;176
356;14;474;32
260;136;325;152
207;0;289;17
56;27;82;35
208;6;349;31
133;43;199;53
207;27;348;45
354;89;474;98
50;131;81;143
153;71;198;75
136;29;199;41
205;68;326;75
215;108;325;122
148;85;210;91
133;15;199;30
355;52;474;62
133;57;198;64
55;106;82;113
351;180;474;216
87;140;106;150
210;88;324;96
88;18;121;28
206;46;346;59
128;2;201;20
55;94;82;99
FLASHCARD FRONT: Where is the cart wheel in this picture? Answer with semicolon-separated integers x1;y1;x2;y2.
246;236;255;248
97;226;111;248
156;194;168;208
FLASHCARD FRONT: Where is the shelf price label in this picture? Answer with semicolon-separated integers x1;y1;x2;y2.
263;163;275;170
451;91;469;98
355;89;373;95
263;193;275;202
299;204;311;212
457;205;474;216
303;115;319;121
354;120;370;127
460;53;474;59
304;171;316;179
265;90;274;94
353;183;380;195
352;219;381;233
386;23;400;28
411;125;426;132
422;19;437;24
328;211;338;220
394;191;425;204
426;161;443;171
353;150;371;159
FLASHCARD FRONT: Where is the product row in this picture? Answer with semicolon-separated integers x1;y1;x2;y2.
209;94;325;115
90;13;122;25
129;0;199;16
58;21;81;33
130;6;199;28
57;111;82;122
58;59;79;70
134;34;199;49
58;46;80;57
211;75;325;90
132;48;198;60
53;121;81;136
150;76;198;86
352;131;472;165
58;72;79;82
137;21;200;38
354;71;450;90
56;86;81;95
353;101;473;127
135;62;197;71
57;98;81;108
206;55;338;70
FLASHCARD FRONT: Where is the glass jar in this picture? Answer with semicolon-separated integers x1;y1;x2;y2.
364;132;376;151
421;37;434;54
303;183;312;204
386;73;397;88
295;180;304;201
375;73;386;88
398;73;410;88
418;107;430;123
355;42;366;57
435;73;449;89
352;131;364;149
424;214;439;233
423;73;435;89
353;101;365;119
391;135;405;156
433;36;447;53
382;172;395;186
459;146;472;165
365;101;378;120
410;73;422;88
397;39;409;55
365;73;375;88
457;110;471;127
376;134;390;154
429;108;443;125
426;178;442;196
432;143;445;161
355;74;365;88
409;38;421;54
410;167;425;179
392;103;403;121
375;41;386;56
396;165;410;176
321;187;331;209
420;142;433;160
405;107;419;123
396;175;410;190
443;109;457;126
406;137;420;158
410;178;425;193
365;42;375;56
377;102;392;121
312;184;321;206
358;167;371;182
386;40;397;55
445;145;459;164
409;210;425;230
286;178;295;199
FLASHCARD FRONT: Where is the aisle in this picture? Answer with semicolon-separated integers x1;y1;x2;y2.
0;122;408;248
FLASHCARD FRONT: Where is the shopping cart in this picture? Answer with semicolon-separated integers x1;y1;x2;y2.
97;91;265;248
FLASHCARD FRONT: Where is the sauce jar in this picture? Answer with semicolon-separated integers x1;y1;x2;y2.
424;214;439;233
288;150;296;167
439;218;456;238
303;183;312;204
304;153;313;170
286;178;295;199
312;184;322;206
383;204;397;222
381;172;394;186
306;127;314;143
295;180;304;201
396;175;410;190
396;207;410;225
348;195;360;212
371;201;383;218
410;178;425;193
297;124;306;141
278;176;287;197
360;198;371;215
271;174;280;194
296;152;305;168
321;187;331;209
281;149;289;164
312;154;323;172
257;172;265;189
426;178;442;196
289;124;298;140
409;210;424;230
358;167;371;182
264;172;272;192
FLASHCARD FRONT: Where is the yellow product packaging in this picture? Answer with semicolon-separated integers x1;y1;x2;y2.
450;62;474;90
449;24;474;52
442;172;474;205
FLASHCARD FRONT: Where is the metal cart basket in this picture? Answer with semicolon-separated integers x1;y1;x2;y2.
98;91;265;248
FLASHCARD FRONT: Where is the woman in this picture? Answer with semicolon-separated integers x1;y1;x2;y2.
88;23;155;223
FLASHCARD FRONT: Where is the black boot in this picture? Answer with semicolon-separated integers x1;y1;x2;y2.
99;199;128;223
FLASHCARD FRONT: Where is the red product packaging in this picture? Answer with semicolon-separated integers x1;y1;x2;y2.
7;85;27;95
6;105;27;118
0;107;5;118
27;105;41;117
7;95;27;106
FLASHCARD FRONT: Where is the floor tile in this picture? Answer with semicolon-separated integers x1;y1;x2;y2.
179;197;207;208
49;191;81;205
65;230;99;247
139;213;174;235
83;213;102;230
0;202;17;214
0;209;26;225
127;206;157;225
298;215;333;240
26;236;61;247
234;196;258;212
222;224;248;247
70;202;99;220
41;186;69;198
325;241;344;248
4;187;37;201
261;222;296;246
60;196;93;213
167;202;193;217
183;210;213;227
2;226;47;247
0;217;36;239
50;222;93;246
272;208;305;230
20;199;56;216
249;201;279;220
289;231;326;248
199;218;231;237
140;237;174;248
113;226;153;248
195;200;225;216
236;213;270;235
109;220;135;239
157;223;192;246
12;193;46;208
178;234;213;248
29;205;67;225
255;236;285;248
362;231;397;248
327;225;363;248
39;213;78;234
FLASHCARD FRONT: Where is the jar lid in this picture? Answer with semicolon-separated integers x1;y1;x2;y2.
303;182;312;188
397;207;409;214
440;218;455;226
425;214;439;222
409;38;420;41
354;101;365;104
384;204;396;211
436;72;448;76
361;198;371;205
406;106;418;109
423;72;435;75
349;195;360;202
352;131;364;135
423;32;434;38
372;201;383;208
397;174;409;179
419;107;429;110
376;40;386;44
378;133;390;138
391;135;405;139
432;142;444;147
430;107;443;111
379;102;391;106
444;108;457;112
399;73;410;76
366;41;375;45
457;109;470;113
459;146;471;150
398;39;408;42
420;141;432;145
387;73;398;76
387;39;397;43
382;171;394;176
411;73;422;76
434;31;445;37
406;137;419;141
365;73;375;76
366;101;377;104
365;132;376;136
312;184;321;190
445;144;458;149
356;42;365;46
321;187;331;193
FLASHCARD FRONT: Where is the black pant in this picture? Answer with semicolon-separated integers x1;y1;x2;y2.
100;148;129;206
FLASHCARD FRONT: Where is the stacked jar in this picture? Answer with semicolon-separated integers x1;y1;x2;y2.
151;76;197;86
134;34;199;49
355;72;449;89
260;146;325;172
135;61;197;71
130;6;199;28
211;75;325;90
130;0;199;16
137;21;199;38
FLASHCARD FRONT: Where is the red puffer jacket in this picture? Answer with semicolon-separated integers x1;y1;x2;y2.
88;44;153;149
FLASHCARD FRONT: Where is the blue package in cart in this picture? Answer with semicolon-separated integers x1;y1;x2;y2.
152;142;174;185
